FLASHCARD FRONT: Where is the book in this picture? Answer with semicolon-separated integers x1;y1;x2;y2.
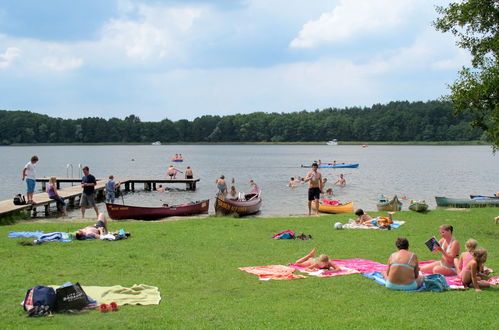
425;237;440;252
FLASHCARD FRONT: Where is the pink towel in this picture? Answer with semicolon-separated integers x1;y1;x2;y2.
289;263;360;277
332;258;388;273
239;265;306;280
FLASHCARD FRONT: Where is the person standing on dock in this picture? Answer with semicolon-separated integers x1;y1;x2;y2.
105;175;120;204
303;162;323;216
167;165;182;179
21;155;38;204
185;166;193;179
80;166;99;218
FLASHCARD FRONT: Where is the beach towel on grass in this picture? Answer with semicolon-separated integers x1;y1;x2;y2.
332;259;388;273
50;284;161;305
289;264;359;277
239;265;306;281
9;231;45;238
342;220;405;230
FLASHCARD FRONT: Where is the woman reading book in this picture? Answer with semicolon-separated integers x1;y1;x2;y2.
383;237;424;291
420;224;460;276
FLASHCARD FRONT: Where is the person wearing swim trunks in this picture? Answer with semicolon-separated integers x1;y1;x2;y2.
383;237;424;291
420;224;460;276
75;213;108;240
216;175;227;195
303;163;323;216
185;166;193;179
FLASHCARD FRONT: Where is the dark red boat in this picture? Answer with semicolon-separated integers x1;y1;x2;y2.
214;192;262;216
106;200;209;220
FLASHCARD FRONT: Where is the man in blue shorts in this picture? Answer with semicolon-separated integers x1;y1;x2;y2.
303;163;323;216
80;166;99;218
22;155;39;204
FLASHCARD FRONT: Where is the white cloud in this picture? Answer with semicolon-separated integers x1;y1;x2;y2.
41;56;83;71
0;47;21;69
290;0;418;48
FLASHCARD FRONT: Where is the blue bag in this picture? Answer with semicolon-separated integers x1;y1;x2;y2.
423;274;450;292
23;285;56;312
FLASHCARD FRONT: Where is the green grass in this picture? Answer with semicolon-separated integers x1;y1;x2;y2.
1;209;498;329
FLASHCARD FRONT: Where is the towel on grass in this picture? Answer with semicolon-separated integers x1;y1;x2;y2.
342;220;405;230
239;265;306;281
289;263;360;277
9;231;45;238
332;259;388;273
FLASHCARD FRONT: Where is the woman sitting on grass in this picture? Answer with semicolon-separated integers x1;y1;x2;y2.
460;248;491;292
294;248;340;272
383;237;424;291
354;209;374;225
420;224;460;276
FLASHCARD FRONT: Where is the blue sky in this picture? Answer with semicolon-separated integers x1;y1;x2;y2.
0;0;467;121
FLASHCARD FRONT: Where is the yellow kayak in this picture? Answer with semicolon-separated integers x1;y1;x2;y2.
313;201;354;214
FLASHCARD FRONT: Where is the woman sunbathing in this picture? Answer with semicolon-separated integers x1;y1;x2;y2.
295;248;340;272
383;237;424;291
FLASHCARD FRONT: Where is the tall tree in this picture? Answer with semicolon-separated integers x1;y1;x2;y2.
434;0;499;151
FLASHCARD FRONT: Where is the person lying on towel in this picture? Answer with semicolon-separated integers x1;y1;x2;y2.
383;237;424;291
75;213;108;240
295;248;341;272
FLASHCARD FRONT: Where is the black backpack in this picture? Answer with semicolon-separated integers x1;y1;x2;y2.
13;194;27;205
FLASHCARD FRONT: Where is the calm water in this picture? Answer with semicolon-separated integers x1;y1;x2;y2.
1;145;498;217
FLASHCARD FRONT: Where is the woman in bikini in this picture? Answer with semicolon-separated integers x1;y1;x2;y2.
420;224;460;276
383;237;424;291
294;248;340;272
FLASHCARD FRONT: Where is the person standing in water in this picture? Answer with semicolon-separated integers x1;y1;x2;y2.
303;163;323;216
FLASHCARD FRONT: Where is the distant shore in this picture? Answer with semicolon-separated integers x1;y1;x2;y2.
1;140;489;146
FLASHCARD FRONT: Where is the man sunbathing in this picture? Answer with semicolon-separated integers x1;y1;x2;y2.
75;213;108;240
295;248;341;272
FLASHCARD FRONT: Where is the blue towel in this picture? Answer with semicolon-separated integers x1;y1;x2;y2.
362;272;426;291
9;231;45;238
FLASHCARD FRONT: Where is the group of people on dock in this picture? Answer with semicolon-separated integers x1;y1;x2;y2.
166;165;193;180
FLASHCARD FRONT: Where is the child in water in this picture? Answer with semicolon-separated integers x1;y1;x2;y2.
294;248;341;272
459;248;491;292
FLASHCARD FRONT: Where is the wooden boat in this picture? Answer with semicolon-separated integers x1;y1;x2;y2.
409;200;428;212
301;163;359;168
312;201;354;214
377;195;402;211
214;192;262;216
435;196;499;208
105;200;209;220
470;195;499;200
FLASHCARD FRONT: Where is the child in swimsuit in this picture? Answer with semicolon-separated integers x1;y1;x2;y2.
455;239;477;276
460;248;491;292
294;248;340;272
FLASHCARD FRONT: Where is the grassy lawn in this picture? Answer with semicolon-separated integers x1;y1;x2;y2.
1;208;498;329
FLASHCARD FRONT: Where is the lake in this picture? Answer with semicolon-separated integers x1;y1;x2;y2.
1;145;498;217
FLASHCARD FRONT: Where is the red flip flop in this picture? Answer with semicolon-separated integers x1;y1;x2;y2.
99;304;109;312
109;302;119;312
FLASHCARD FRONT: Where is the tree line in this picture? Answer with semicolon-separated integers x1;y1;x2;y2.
0;100;485;144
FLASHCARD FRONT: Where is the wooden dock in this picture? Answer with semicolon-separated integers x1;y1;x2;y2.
0;177;201;218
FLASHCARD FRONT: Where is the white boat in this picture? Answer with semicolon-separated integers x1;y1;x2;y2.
151;141;161;145
326;139;338;146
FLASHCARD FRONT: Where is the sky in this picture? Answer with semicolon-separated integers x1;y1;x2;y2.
0;0;468;122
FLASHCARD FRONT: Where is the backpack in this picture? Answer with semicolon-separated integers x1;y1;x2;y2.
13;194;27;205
23;285;57;313
423;274;450;292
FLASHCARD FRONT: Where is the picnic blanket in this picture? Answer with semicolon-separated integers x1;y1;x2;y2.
50;284;161;305
9;231;46;238
342;220;405;230
239;265;306;281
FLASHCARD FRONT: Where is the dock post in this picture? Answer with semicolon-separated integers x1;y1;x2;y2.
41;182;46;191
144;182;150;191
57;182;61;189
44;204;50;216
125;182;130;192
132;182;135;192
69;197;75;207
153;183;157;190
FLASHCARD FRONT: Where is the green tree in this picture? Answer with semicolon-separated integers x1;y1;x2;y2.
434;0;499;150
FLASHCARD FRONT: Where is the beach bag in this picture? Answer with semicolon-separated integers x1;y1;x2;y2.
13;194;27;205
23;285;56;312
423;274;449;292
54;282;90;312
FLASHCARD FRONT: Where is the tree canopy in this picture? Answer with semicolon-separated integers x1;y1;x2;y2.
0;100;484;144
434;0;499;151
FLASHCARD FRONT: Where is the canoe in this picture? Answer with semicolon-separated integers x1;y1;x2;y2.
105;200;209;220
377;195;402;212
435;196;499;208
301;163;359;168
470;195;499;200
214;192;262;216
312;201;354;214
409;200;428;212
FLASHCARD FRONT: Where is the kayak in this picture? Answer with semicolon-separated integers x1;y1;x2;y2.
409;200;428;212
435;196;499;208
301;163;359;168
106;200;209;220
312;201;354;214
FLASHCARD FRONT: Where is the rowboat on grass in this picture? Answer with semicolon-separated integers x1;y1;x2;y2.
301;163;359;168
106;200;209;220
214;192;262;216
409;200;429;212
312;201;354;214
435;196;499;208
377;195;402;212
